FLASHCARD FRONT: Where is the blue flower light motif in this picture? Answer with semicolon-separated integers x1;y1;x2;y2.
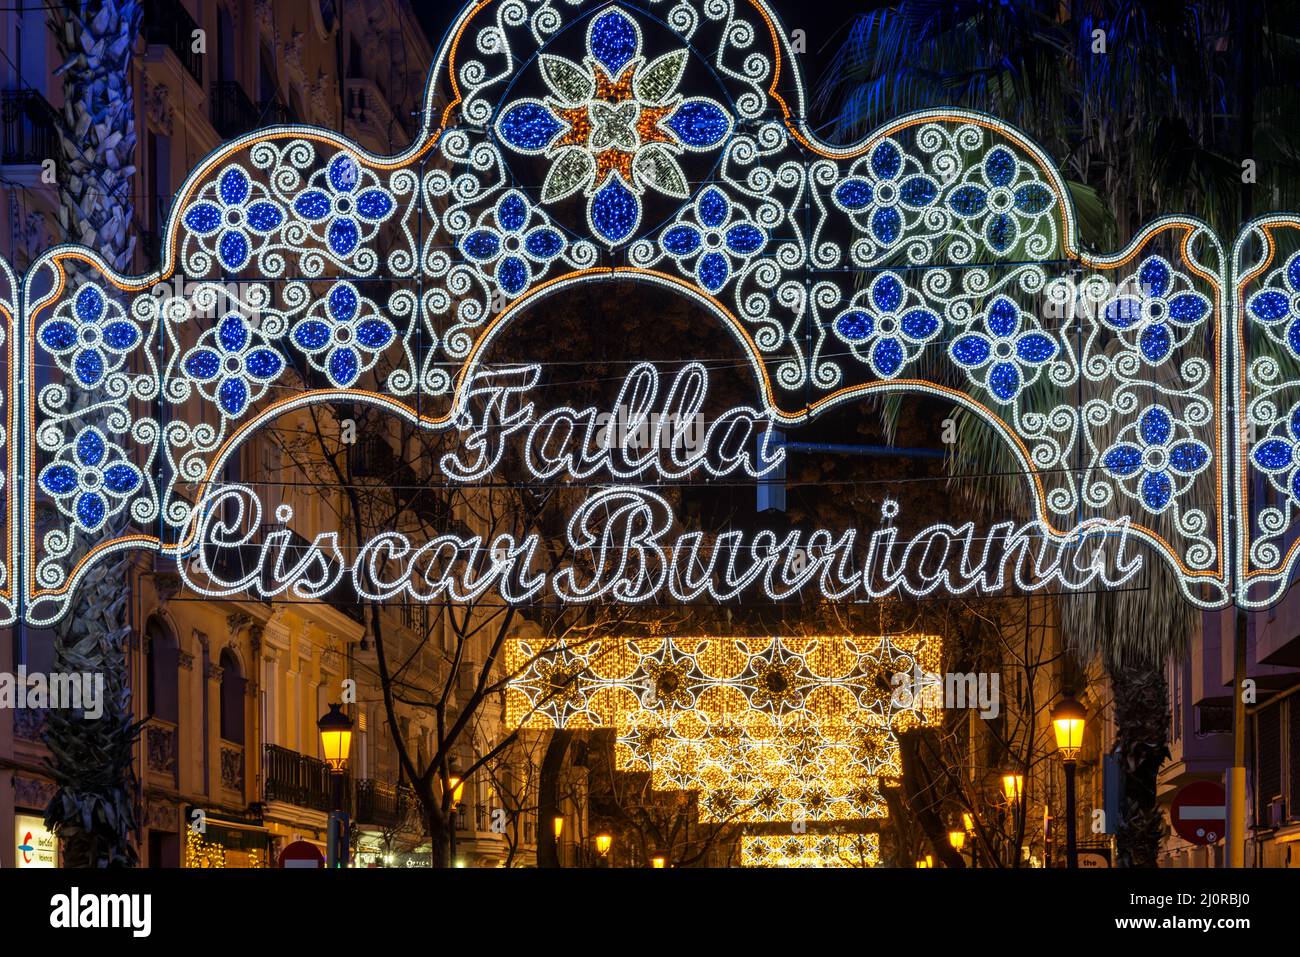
659;186;767;293
292;153;395;259
831;139;939;247
1102;405;1210;514
458;191;567;298
945;146;1057;254
182;313;284;416
1101;255;1212;363
831;272;941;379
1250;403;1300;503
949;296;1058;403
493;6;732;248
291;281;397;387
1245;252;1300;356
38;283;140;388
183;165;284;271
38;425;141;533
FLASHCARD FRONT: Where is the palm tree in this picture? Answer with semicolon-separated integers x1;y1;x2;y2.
42;0;143;868
817;0;1300;865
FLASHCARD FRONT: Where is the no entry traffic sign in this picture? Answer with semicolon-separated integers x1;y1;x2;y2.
279;840;325;868
1170;780;1227;845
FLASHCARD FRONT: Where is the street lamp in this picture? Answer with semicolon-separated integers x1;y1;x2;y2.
1051;694;1088;869
445;771;466;866
651;854;667;868
317;703;353;868
1001;771;1024;804
961;810;978;868
595;833;612;861
553;815;564;838
948;829;966;852
447;775;465;804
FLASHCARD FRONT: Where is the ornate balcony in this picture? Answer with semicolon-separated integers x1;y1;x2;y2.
354;779;417;829
220;742;244;795
263;744;348;813
210;81;295;139
1;90;59;170
143;0;204;86
145;717;179;781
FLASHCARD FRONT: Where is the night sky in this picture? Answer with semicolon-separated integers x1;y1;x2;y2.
413;0;876;98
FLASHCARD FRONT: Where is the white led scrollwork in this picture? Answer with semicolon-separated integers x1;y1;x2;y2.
2;0;1268;622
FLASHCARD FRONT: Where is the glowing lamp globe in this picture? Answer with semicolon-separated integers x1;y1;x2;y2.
317;703;353;772
948;830;966;851
596;834;612;857
1002;772;1023;803
1051;696;1087;760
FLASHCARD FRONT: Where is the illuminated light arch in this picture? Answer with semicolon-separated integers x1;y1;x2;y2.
504;633;940;826
1;0;1293;622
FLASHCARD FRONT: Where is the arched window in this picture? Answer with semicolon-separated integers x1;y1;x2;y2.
145;618;179;723
219;649;245;744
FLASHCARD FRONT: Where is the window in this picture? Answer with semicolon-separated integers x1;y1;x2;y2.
1257;704;1282;824
259;44;277;105
13;625;55;674
146;618;180;723
216;6;237;83
149;131;172;229
219;649;245;744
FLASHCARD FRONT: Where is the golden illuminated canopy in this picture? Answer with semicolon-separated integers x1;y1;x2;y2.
741;833;880;868
506;635;942;863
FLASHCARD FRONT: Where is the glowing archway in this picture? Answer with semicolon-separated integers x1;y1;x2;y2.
8;0;1300;622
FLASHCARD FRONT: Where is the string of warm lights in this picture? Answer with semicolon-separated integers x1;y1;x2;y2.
740;833;880;868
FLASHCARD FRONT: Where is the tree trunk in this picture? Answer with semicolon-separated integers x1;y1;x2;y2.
422;797;450;868
1109;655;1170;867
42;0;143;869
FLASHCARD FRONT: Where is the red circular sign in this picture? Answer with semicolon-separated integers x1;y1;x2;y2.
1170;780;1226;845
279;840;325;868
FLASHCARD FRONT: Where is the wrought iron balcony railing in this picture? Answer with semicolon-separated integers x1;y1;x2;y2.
1;89;60;168
263;743;349;814
354;779;418;829
210;81;295;140
143;0;204;85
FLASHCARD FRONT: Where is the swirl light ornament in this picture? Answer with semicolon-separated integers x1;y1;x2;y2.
0;0;1294;623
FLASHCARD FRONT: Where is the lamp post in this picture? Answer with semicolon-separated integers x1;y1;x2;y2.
948;828;966;867
1051;694;1087;869
959;811;978;868
651;853;667;868
1001;771;1023;805
317;703;353;869
595;833;612;866
446;773;465;865
552;815;565;867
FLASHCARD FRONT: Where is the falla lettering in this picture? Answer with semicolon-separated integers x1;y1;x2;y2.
179;485;1143;607
177;362;1143;605
440;362;784;483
